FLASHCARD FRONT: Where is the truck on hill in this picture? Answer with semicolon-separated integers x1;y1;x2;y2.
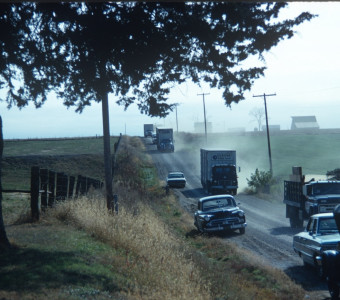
156;128;174;152
200;149;238;195
143;124;154;137
283;166;340;228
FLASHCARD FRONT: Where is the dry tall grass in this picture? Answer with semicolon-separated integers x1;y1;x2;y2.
51;195;211;299
43;136;306;300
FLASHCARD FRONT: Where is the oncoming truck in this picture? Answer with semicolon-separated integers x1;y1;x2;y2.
143;124;154;137
284;166;340;228
200;149;238;195
156;128;174;152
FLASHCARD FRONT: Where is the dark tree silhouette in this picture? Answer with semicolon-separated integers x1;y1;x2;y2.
0;117;10;248
0;3;315;244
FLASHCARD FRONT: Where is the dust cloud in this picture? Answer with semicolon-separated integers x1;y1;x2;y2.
174;132;268;192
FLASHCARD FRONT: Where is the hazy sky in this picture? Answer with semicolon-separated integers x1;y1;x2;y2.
1;2;340;139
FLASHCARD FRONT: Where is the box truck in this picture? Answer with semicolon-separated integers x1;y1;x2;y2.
156;128;174;152
200;149;238;195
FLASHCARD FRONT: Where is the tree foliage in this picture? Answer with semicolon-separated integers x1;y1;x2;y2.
247;168;275;193
0;2;315;116
326;168;340;180
0;116;10;248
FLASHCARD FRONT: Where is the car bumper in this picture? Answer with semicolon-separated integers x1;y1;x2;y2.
167;182;186;188
203;222;247;232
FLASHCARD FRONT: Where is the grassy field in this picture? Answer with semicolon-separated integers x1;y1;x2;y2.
3;131;340;193
3;137;109;156
2;137;118;190
0;134;314;299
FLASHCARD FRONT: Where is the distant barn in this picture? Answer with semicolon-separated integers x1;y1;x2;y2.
291;116;319;130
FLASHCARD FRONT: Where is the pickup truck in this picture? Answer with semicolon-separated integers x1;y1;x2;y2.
293;212;340;275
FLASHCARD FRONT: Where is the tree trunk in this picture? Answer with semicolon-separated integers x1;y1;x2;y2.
0;116;10;248
101;93;114;210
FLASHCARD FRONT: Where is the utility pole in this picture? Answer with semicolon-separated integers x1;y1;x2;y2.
174;103;179;133
253;93;276;174
197;92;210;144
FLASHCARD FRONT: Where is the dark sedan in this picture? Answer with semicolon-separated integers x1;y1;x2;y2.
194;194;246;234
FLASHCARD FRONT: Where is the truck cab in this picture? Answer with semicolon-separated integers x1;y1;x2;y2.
303;181;340;215
211;165;238;195
284;174;340;228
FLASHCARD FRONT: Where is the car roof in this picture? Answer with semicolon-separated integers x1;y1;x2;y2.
168;172;184;176
199;194;234;203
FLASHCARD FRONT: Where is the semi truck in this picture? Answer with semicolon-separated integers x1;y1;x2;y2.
156;128;174;152
200;149;238;195
144;124;154;137
283;166;340;228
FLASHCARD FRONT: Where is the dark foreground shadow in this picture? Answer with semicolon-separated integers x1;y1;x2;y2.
285;264;329;294
185;228;242;239
181;188;205;198
0;247;118;293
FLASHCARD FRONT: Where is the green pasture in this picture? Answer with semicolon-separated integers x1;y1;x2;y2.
1;136;119;190
3;136;115;156
2;132;340;191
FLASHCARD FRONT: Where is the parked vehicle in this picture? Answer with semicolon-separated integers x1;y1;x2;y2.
156;128;174;152
166;171;186;188
194;194;246;234
283;167;340;228
318;205;340;299
293;212;340;275
200;149;238;195
144;124;154;137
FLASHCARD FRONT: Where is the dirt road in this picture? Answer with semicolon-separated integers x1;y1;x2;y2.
147;141;330;299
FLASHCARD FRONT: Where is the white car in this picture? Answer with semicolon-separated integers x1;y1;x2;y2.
166;172;186;188
293;213;340;273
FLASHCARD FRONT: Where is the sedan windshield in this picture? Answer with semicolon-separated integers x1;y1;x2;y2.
168;173;184;178
202;198;234;211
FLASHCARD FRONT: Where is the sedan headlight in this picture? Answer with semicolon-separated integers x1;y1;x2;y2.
232;210;245;217
199;215;213;222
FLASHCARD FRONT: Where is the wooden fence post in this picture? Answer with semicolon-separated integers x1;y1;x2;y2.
48;170;55;207
40;168;48;210
30;166;40;221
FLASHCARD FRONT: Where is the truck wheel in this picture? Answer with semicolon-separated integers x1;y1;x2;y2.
290;217;303;228
239;228;245;234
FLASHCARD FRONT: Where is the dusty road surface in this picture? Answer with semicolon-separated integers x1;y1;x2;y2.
146;139;331;300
